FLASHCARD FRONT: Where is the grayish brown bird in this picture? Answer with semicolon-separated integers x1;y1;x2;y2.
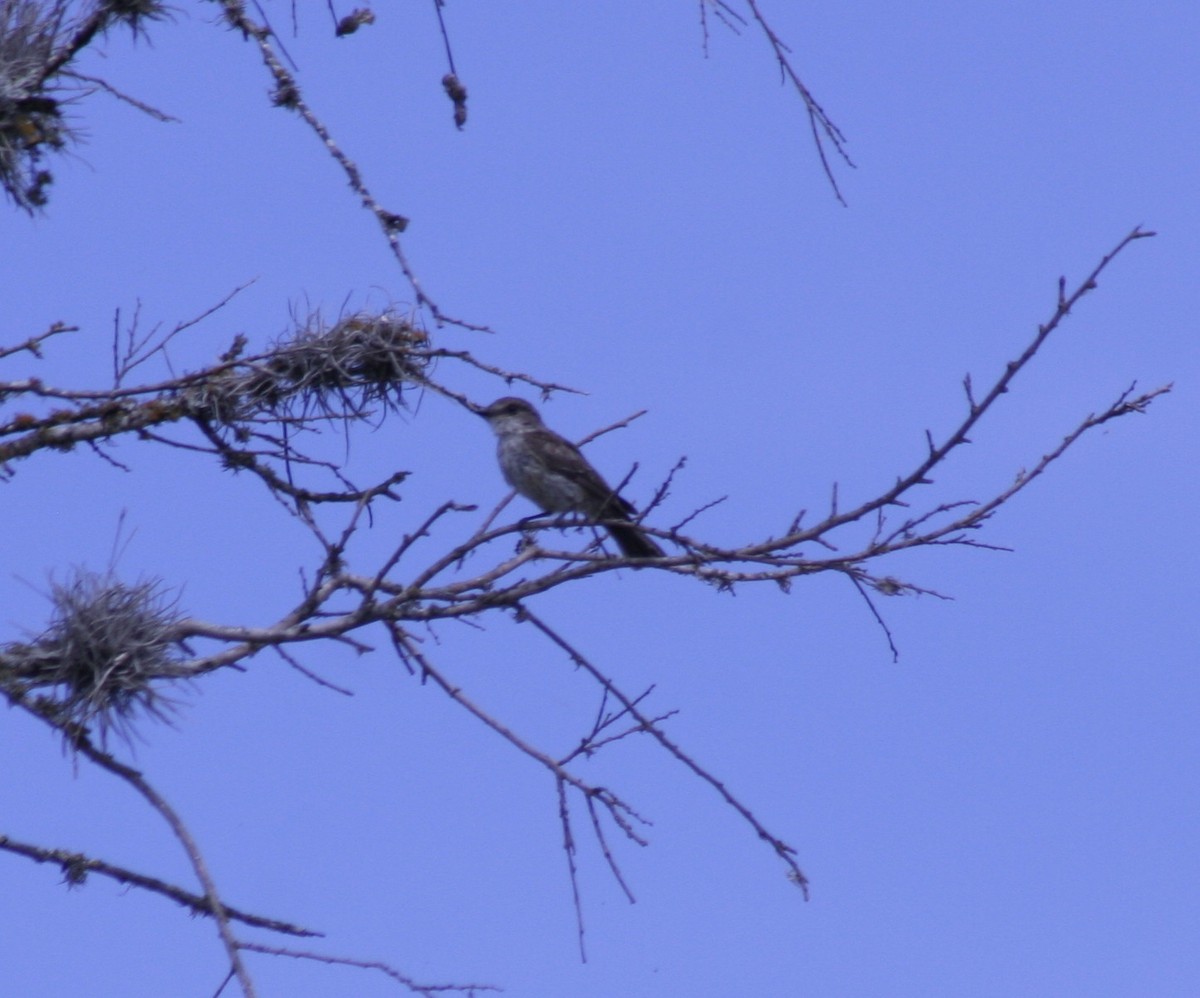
479;397;664;558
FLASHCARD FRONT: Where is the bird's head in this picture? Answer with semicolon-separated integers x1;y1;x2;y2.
478;397;544;434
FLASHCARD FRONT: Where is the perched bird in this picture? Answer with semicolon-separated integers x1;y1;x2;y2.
478;397;664;558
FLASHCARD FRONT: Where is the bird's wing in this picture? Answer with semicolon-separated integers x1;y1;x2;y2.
533;428;636;517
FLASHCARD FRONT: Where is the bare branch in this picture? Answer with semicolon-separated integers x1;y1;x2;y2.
4;693;259;996
520;607;810;898
205;0;487;328
237;940;499;996
0;833;318;937
736;0;854;203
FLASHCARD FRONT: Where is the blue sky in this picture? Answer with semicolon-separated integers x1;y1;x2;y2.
2;2;1197;995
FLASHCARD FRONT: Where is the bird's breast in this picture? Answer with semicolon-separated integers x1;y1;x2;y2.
497;435;584;513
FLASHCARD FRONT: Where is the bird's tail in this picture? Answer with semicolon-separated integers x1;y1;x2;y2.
606;521;664;559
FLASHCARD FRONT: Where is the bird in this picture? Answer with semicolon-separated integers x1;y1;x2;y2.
478;397;664;558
